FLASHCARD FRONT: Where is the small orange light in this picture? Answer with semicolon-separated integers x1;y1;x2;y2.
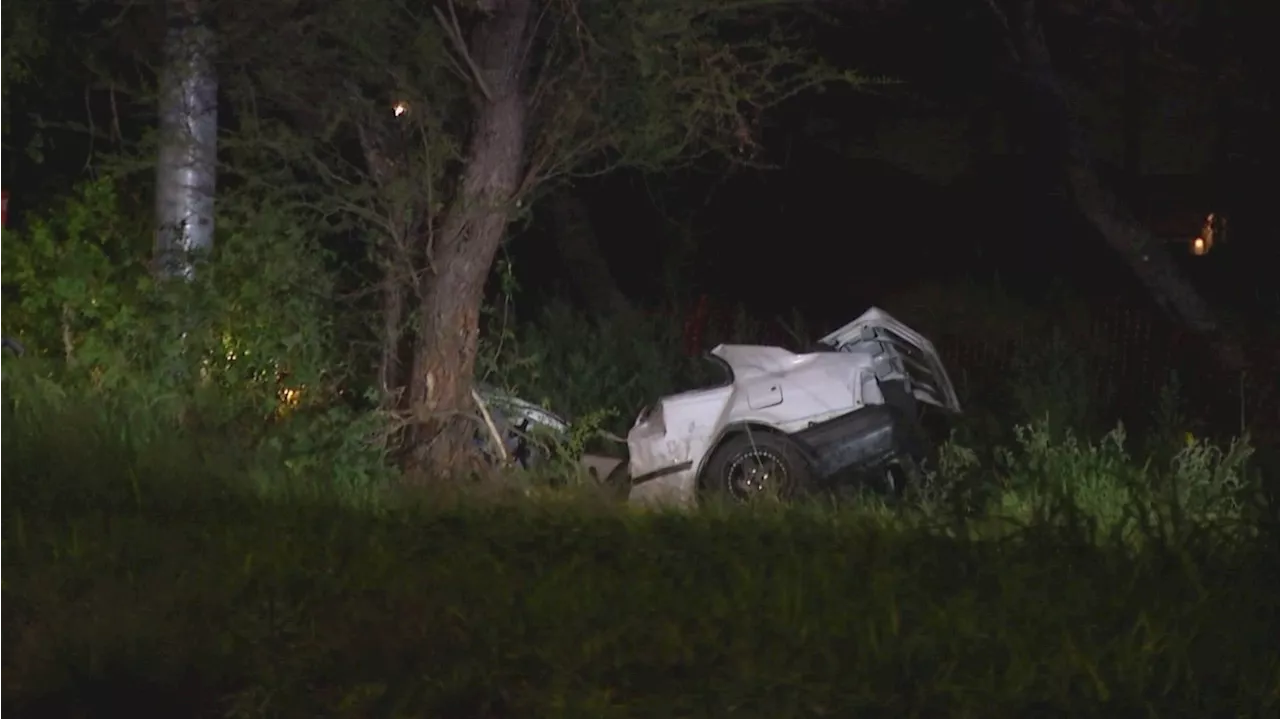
1191;237;1207;255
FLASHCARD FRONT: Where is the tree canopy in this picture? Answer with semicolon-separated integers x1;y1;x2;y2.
3;0;1268;481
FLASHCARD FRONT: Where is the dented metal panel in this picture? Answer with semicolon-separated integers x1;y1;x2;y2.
623;307;961;508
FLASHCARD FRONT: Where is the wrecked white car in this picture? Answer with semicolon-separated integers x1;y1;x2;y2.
473;385;571;468
611;308;961;507
473;386;626;480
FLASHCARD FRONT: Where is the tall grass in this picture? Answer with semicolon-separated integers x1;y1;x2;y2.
5;352;1279;717
5;279;1277;717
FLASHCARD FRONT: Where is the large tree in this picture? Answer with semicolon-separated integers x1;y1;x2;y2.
813;0;1255;370
218;0;859;479
973;0;1249;371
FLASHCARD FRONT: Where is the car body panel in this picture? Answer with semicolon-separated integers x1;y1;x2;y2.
478;386;571;435
624;307;959;507
476;386;627;479
474;385;571;468
818;307;961;414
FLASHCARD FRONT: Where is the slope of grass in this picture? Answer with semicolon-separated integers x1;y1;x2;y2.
0;365;1274;711
4;404;1278;718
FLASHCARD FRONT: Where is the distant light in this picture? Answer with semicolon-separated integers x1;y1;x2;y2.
1192;212;1220;256
393;101;408;117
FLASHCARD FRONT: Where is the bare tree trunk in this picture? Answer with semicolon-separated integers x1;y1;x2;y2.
379;268;407;404
983;0;1248;372
403;0;534;481
548;188;634;316
154;0;217;280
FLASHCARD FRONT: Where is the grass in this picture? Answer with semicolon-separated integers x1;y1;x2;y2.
5;397;1280;718
3;283;1277;717
8;176;1277;715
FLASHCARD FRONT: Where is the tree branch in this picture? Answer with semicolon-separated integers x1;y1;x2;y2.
974;0;1249;373
432;0;494;101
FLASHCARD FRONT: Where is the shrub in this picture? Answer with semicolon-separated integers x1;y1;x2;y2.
3;441;1277;718
915;419;1261;546
481;297;722;438
1;178;393;497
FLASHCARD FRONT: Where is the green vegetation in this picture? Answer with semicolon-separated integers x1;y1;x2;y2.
0;404;1274;716
3;14;1277;714
4;181;1278;717
5;338;1278;716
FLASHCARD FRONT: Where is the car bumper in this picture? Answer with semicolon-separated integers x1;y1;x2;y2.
628;461;698;508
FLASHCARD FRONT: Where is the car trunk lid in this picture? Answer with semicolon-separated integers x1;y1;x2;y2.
818;307;962;413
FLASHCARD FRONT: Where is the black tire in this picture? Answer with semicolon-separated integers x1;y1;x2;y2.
880;455;927;498
699;431;813;503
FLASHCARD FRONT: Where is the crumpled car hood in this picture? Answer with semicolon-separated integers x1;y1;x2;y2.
816;306;961;413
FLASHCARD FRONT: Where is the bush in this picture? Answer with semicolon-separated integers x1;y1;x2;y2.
481;297;723;438
1;178;393;497
914;420;1264;545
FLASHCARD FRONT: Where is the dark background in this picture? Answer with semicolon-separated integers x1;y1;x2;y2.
4;0;1277;424
502;2;1277;330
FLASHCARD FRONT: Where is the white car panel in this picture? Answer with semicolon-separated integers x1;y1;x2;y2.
819;307;961;413
624;307;959;507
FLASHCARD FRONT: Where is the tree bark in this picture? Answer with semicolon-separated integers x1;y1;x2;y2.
154;0;217;281
983;0;1248;372
403;0;534;481
379;269;407;404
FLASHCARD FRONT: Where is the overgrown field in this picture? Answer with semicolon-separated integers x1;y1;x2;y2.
4;393;1279;718
4;184;1278;714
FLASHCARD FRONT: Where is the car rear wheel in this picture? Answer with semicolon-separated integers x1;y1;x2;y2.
700;432;813;503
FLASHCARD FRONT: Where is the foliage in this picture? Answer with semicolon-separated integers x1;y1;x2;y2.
484;299;704;436
4;0;1277;709
225;0;864;184
1006;328;1115;439
3;400;1278;716
1;176;393;492
522;0;865;176
915;420;1263;544
7;233;1277;713
209;0;871;470
480;280;803;442
0;0;50;136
